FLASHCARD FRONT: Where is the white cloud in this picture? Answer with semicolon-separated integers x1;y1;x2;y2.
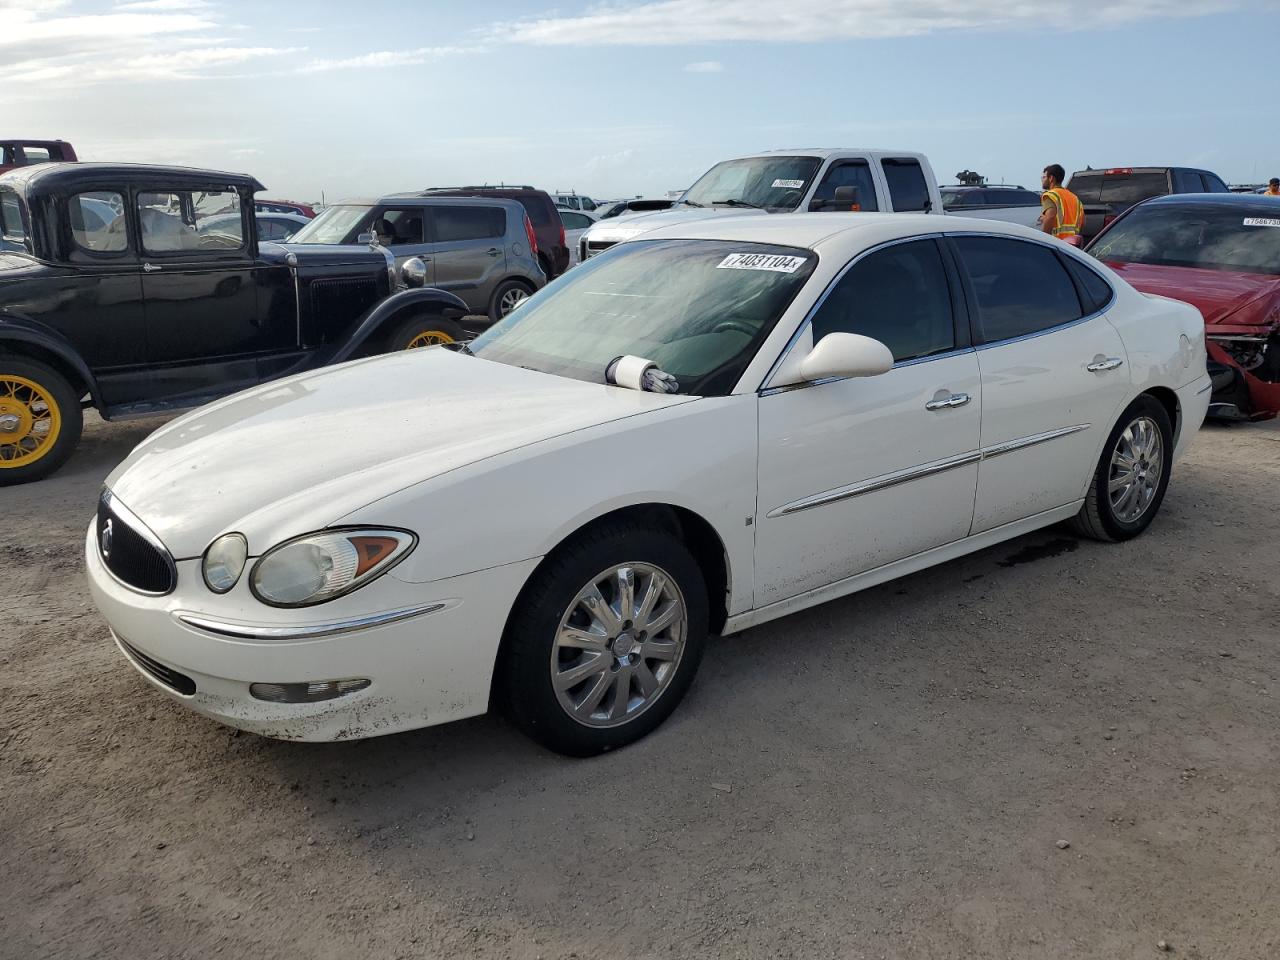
113;0;213;11
297;45;477;73
683;60;722;72
489;0;1250;45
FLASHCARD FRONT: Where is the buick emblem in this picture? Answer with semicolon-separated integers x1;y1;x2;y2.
101;517;114;558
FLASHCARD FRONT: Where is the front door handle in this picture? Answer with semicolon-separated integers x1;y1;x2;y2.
1087;357;1124;372
925;392;971;411
142;262;162;273
487;248;501;257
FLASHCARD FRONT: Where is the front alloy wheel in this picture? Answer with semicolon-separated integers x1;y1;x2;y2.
498;519;708;756
551;563;687;727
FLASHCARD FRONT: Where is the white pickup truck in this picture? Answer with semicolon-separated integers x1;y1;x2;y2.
578;148;1040;261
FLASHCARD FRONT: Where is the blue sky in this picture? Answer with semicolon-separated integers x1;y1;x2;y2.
5;0;1279;204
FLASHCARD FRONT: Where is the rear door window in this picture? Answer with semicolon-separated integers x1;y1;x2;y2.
1061;255;1115;314
952;236;1084;343
18;145;52;164
138;190;244;253
1174;171;1205;192
560;211;593;229
0;191;26;241
810;160;879;212
434;206;505;242
882;158;932;212
1203;173;1230;193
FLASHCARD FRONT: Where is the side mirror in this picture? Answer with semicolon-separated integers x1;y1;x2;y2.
357;231;377;247
795;332;894;383
809;185;862;212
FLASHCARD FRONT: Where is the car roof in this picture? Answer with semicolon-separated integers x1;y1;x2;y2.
335;195;526;210
743;147;928;160
1069;166;1205;175
1141;193;1280;209
942;184;1031;190
638;212;1042;252
0;161;264;196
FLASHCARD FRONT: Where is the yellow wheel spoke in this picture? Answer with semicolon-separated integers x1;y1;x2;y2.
0;374;63;469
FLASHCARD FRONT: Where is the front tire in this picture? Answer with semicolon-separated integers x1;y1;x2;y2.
497;520;708;756
388;314;466;350
0;357;83;486
1070;395;1173;542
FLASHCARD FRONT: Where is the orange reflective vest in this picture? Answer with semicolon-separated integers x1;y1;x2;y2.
1043;186;1084;239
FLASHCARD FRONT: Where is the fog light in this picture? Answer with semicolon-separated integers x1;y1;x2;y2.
248;679;371;703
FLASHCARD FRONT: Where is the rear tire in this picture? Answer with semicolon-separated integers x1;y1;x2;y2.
488;279;534;323
388;314;466;351
1070;395;1173;542
0;357;83;486
497;520;708;756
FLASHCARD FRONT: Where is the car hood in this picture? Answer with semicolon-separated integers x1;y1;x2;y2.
583;206;747;243
269;241;387;268
106;350;695;559
1105;261;1280;327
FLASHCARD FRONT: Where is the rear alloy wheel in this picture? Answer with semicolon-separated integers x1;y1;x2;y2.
498;521;707;756
1070;395;1173;542
488;279;534;323
0;358;83;486
389;315;466;351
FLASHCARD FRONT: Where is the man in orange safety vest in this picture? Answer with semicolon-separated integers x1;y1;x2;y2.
1039;164;1084;245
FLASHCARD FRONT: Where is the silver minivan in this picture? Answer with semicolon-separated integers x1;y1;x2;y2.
288;195;545;324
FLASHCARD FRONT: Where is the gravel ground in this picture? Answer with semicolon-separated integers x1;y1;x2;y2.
2;413;1278;960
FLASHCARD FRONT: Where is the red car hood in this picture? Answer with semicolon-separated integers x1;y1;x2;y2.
1105;262;1280;327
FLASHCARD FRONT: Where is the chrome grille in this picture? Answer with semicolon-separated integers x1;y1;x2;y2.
97;491;176;596
584;239;617;259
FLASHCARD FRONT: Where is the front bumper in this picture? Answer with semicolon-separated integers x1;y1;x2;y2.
86;523;539;741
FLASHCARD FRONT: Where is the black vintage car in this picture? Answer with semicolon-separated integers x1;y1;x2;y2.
0;163;468;484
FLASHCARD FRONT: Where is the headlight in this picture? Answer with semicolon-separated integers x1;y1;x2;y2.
401;257;427;287
249;528;416;608
203;533;248;594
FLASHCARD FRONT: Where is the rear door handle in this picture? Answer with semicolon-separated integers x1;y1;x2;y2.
1086;357;1124;372
487;248;501;257
925;392;971;411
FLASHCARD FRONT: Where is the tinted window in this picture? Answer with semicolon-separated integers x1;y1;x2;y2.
1062;256;1114;313
1067;173;1103;204
1203;173;1230;194
1175;171;1205;193
883;158;931;212
523;197;555;228
810;160;879;212
139;190;243;253
810;239;955;362
1088;202;1280;275
372;208;425;244
953;236;1083;342
1;191;26;241
434;206;504;242
70;191;127;253
1099;173;1169;207
994;189;1042;206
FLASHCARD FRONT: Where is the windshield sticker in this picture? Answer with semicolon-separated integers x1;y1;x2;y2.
1243;217;1280;228
716;253;808;274
771;179;805;189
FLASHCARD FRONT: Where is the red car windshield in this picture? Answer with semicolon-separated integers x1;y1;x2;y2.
1090;203;1280;276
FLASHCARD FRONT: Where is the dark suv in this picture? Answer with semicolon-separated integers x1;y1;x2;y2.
289;194;545;324
0;163;467;484
1066;166;1231;243
421;185;568;281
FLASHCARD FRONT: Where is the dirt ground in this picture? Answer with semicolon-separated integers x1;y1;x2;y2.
2;413;1278;960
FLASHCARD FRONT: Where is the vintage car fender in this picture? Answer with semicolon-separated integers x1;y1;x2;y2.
331;287;470;362
0;310;102;405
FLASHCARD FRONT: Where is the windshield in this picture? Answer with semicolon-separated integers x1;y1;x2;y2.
288;205;373;244
681;156;821;212
469;239;817;396
1090;203;1280;275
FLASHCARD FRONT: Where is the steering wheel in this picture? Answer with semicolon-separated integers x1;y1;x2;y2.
712;319;757;336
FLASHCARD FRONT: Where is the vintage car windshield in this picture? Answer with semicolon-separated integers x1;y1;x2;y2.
469;239;817;396
1091;203;1280;275
681;156;822;212
288;205;373;244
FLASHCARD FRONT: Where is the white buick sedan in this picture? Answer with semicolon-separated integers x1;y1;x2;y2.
87;214;1211;755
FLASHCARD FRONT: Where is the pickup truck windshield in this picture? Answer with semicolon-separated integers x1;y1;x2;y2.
681;156;821;212
1091;203;1280;275
469;239;817;396
288;205;374;244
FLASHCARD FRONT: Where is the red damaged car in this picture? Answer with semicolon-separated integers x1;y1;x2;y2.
1087;194;1280;420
